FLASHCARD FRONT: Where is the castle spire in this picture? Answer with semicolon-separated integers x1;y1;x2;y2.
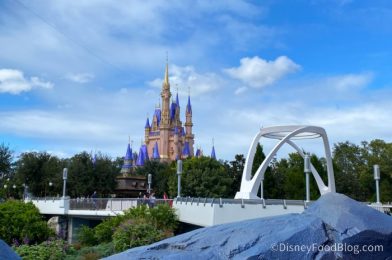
186;86;192;114
120;138;133;175
211;145;216;160
175;85;180;105
164;64;169;86
164;55;169;87
186;95;192;114
152;141;160;159
211;138;216;160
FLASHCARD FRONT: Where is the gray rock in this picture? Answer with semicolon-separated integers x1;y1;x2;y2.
105;193;392;259
0;240;21;260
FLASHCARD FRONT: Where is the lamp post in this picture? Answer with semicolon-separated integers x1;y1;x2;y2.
12;184;16;198
304;154;311;203
3;184;8;198
260;177;264;200
373;165;381;204
62;168;68;198
147;174;152;193
49;181;53;197
177;160;183;198
22;183;26;200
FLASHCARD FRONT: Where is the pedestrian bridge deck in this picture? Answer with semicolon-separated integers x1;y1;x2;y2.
27;197;391;227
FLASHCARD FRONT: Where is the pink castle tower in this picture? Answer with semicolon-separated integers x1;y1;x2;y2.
142;62;195;162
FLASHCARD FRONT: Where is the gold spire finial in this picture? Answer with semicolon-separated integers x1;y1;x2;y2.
212;137;215;146
131;139;133;148
188;86;191;96
128;135;130;144
164;53;169;85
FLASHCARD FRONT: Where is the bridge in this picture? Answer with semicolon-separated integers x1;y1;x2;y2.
27;195;391;243
27;197;309;224
26;125;392;242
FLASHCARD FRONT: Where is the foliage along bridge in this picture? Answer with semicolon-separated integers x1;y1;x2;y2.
27;126;391;242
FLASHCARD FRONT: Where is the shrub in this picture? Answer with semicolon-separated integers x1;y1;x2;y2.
14;239;73;260
112;219;163;252
123;204;149;219
64;242;115;260
149;204;178;231
77;225;97;246
0;200;53;244
94;215;124;243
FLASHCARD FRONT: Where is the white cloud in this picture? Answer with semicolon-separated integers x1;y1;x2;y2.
0;69;53;94
225;56;300;88
148;64;224;96
66;73;94;83
30;77;53;89
326;73;372;91
234;86;248;95
0;110;113;138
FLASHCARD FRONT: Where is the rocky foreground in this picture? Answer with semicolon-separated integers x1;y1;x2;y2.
105;193;392;259
0;239;21;260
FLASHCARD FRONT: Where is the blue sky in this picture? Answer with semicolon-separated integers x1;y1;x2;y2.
1;0;392;161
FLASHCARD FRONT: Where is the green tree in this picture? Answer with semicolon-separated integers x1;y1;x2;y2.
264;155;286;199
280;153;323;200
0;143;13;176
0;200;53;244
68;152;117;197
169;156;233;198
135;160;174;197
225;154;245;197
251;143;266;176
360;140;392;202
14;152;64;197
332;141;365;200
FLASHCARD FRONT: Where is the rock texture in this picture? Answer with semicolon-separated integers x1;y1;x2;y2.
105;193;392;259
0;240;21;260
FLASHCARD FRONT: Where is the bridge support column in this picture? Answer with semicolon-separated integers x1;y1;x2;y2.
260;179;264;199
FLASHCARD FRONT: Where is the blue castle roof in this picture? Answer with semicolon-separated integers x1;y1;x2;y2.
211;146;216;160
196;148;201;157
136;144;149;166
182;141;190;156
186;95;192;114
145;117;150;128
121;143;133;170
152;141;160;159
170;102;177;120
154;108;161;126
125;143;133;160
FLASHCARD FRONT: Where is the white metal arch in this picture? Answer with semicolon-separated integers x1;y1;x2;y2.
234;125;336;199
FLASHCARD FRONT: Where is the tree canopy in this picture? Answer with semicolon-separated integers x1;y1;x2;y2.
1;138;391;202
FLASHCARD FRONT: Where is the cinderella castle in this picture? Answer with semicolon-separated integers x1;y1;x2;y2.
120;62;216;175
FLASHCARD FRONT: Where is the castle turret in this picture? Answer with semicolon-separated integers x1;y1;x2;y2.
140;59;196;163
159;62;171;160
161;63;171;127
185;94;194;156
121;141;133;175
145;117;150;141
211;145;216;160
152;141;160;160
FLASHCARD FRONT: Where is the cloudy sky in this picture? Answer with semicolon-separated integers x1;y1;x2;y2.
1;0;392;161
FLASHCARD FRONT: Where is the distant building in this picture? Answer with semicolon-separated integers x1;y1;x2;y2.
120;61;216;175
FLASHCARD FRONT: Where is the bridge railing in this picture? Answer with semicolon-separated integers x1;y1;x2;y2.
174;197;311;208
69;198;173;211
